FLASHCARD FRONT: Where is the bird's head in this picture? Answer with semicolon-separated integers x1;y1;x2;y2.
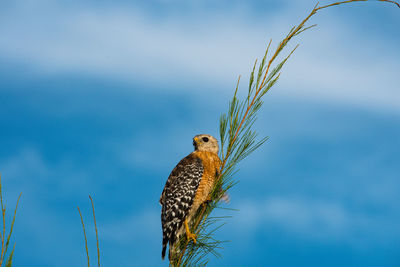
193;134;219;154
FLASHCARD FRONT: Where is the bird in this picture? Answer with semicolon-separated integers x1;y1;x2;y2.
160;134;221;260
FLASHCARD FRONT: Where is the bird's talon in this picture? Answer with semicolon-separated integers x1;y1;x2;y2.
187;232;197;244
184;219;197;244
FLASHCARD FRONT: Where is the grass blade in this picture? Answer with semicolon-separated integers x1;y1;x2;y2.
89;195;100;267
77;207;90;267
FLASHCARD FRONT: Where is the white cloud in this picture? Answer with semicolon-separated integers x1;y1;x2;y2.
0;1;399;113
0;147;91;196
281;49;400;113
235;196;399;245
1;148;49;180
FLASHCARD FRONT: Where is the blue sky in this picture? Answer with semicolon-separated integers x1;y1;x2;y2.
0;0;399;266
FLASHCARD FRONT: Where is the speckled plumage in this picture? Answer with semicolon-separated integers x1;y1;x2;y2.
160;134;221;259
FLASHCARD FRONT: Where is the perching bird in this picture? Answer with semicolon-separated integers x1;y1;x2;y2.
160;134;221;260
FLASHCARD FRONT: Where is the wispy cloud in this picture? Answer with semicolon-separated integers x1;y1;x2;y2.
0;147;92;198
1;1;399;113
1;148;50;180
235;196;400;246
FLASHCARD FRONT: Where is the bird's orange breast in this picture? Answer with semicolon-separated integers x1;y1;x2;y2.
192;151;221;209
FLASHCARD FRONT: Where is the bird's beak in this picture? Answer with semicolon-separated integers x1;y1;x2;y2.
193;137;199;150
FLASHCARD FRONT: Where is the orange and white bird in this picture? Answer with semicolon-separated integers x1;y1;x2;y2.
159;134;221;259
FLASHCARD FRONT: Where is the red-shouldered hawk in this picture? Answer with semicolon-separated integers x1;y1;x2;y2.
160;134;221;260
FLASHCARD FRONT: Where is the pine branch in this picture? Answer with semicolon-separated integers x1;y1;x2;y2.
171;1;399;266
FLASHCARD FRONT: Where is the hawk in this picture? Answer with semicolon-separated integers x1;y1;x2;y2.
160;134;221;260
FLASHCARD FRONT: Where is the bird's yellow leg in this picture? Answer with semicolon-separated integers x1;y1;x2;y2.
184;219;197;244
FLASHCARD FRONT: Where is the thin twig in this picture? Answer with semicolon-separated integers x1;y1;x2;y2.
78;207;90;267
317;0;399;10
89;195;100;267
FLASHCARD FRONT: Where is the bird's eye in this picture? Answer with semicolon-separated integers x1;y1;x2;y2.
202;137;209;142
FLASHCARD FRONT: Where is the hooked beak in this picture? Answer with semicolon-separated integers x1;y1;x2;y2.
193;137;199;150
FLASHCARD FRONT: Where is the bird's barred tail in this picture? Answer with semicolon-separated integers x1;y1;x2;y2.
162;234;168;259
